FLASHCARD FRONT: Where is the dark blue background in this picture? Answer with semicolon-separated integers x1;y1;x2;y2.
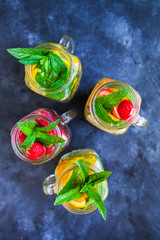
0;0;160;239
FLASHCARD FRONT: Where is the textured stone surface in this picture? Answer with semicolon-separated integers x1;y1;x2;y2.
0;0;160;239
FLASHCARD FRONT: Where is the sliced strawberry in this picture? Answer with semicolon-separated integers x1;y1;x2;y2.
99;89;113;96
117;100;134;120
26;142;46;159
111;107;121;119
18;131;27;144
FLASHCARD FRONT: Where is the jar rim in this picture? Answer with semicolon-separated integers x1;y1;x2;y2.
56;162;107;214
11;114;61;164
25;42;74;94
90;81;140;130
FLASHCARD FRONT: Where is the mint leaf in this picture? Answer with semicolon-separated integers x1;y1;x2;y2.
81;185;107;220
98;87;131;112
36;131;65;147
21;132;36;149
95;98;120;124
76;160;89;182
56;169;83;196
36;119;60;132
54;187;82;205
19;55;44;65
17;121;37;136
87;171;112;186
7;48;49;59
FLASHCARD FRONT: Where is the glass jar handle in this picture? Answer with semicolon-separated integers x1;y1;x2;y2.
133;114;148;128
60;109;77;125
59;35;75;54
43;174;56;195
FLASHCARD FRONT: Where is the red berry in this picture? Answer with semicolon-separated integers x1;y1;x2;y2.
99;89;113;96
18;131;27;144
46;129;56;155
117;100;134;120
26;142;46;159
36;118;49;127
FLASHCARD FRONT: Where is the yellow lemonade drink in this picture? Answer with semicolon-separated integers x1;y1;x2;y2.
43;149;111;219
8;36;82;102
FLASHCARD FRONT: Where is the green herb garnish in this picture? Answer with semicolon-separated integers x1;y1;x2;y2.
54;160;111;220
7;48;69;89
17;119;65;149
95;87;131;124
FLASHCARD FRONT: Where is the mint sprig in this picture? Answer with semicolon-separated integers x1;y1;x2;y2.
81;184;107;220
54;159;111;220
7;48;68;89
95;87;131;124
17;119;65;150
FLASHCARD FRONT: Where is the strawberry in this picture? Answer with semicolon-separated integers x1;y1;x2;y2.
117;100;134;120
99;89;113;96
26;142;46;159
18;131;27;144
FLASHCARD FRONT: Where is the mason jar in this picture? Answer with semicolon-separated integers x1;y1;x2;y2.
25;36;82;102
43;149;109;215
11;108;77;165
84;78;148;135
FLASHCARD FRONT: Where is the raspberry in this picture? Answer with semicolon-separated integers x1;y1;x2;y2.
117;100;134;120
46;129;56;155
18;131;27;144
36;118;49;127
26;142;46;159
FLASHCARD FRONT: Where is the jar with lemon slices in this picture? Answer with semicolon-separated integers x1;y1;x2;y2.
8;36;82;102
43;149;111;219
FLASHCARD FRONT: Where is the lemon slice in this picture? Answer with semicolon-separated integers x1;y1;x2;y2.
69;193;88;209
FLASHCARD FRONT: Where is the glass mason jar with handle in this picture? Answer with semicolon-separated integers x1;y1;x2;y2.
84;78;148;135
43;149;109;215
25;36;82;102
11;108;77;165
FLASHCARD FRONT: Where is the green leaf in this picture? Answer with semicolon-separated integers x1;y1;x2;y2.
81;185;107;220
35;72;53;88
21;131;36;149
7;48;49;59
19;55;45;65
54;187;82;205
36;119;60;132
56;169;83;196
98;87;131;112
95;98;120;124
17;121;37;136
75;159;89;182
36;131;65;147
45;58;49;73
87;171;112;186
